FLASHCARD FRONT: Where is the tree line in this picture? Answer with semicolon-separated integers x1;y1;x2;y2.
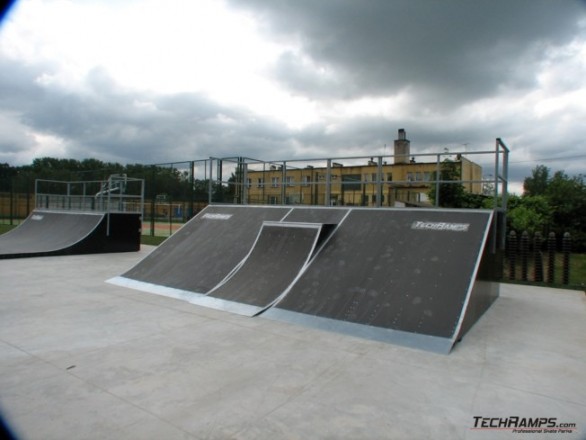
0;157;218;201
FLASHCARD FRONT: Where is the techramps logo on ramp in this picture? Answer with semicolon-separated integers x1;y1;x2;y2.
411;220;470;232
202;213;232;220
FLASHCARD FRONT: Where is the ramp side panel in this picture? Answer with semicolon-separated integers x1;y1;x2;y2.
108;213;142;253
457;225;502;339
122;205;291;293
0;211;103;258
274;209;492;339
207;223;321;307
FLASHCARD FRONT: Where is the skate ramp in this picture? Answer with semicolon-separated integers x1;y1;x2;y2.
111;206;292;299
0;210;140;259
111;205;499;353
264;209;496;353
189;222;333;316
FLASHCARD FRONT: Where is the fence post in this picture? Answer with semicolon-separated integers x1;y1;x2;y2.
547;232;556;284
508;230;517;281
520;231;529;281
533;232;544;282
562;232;571;285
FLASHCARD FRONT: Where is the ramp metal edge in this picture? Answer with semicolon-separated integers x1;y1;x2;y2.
262;308;453;354
33;209;108;215
182;295;264;317
107;276;206;303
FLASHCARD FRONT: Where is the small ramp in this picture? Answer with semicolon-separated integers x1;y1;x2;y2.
264;208;497;353
109;205;292;301
0;210;140;259
189;222;333;316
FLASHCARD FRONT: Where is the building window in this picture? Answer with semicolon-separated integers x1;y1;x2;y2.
269;196;278;205
423;172;432;182
246;178;251;188
387;173;393;181
302;175;310;186
407;172;415;182
342;174;361;191
271;177;279;187
286;176;294;186
257;178;264;188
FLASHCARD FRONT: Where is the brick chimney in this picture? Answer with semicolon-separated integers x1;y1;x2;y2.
394;128;410;164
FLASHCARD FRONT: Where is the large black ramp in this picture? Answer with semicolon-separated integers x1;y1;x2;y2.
264;208;494;353
0;210;140;259
190;222;325;316
111;205;291;297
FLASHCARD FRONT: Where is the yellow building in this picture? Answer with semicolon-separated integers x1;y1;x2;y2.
245;129;483;207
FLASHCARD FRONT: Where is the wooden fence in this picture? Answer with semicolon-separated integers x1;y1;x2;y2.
506;230;571;285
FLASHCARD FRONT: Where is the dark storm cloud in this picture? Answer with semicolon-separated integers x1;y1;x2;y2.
232;0;585;106
0;59;295;164
1;0;585;194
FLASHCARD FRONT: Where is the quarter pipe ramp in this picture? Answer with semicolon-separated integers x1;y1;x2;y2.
0;210;141;259
110;205;500;353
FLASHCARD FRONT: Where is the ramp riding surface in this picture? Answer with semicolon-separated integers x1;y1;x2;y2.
265;209;495;353
0;210;140;259
114;206;291;297
190;222;330;316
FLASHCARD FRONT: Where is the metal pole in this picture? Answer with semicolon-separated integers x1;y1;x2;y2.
190;160;195;217
326;159;331;206
435;154;441;207
243;161;248;205
494;138;500;208
9;177;14;225
376;156;383;208
208;158;213;204
150;166;156;237
140;178;145;228
281;161;286;205
106;177;111;236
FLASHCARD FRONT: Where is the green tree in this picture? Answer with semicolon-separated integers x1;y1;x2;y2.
428;159;466;208
546;171;586;249
523;165;550;196
507;194;552;233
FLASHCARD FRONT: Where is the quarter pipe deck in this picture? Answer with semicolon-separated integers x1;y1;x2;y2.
111;205;500;353
0;210;141;259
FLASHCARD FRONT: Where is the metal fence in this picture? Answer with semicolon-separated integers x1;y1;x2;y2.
34;176;144;214
1;139;510;239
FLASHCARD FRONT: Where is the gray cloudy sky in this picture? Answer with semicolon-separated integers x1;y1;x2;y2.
1;0;585;193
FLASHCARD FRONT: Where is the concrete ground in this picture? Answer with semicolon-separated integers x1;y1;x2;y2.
0;246;584;440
